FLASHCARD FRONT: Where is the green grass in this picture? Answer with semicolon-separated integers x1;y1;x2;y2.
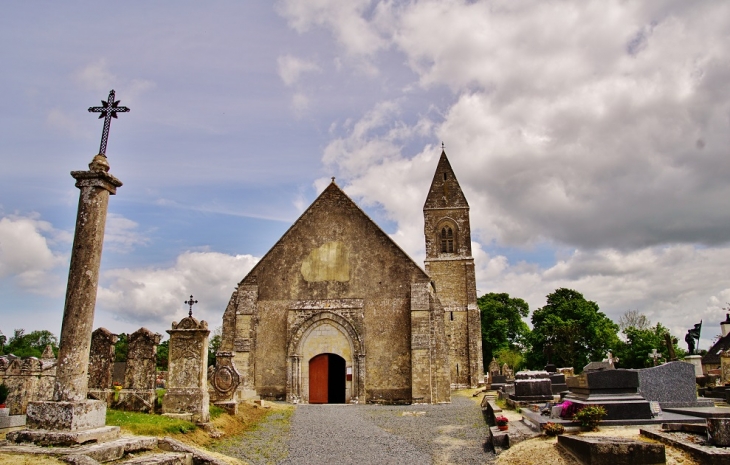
209;405;225;420
106;409;197;435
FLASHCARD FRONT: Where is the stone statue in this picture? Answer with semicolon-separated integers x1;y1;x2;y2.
685;321;702;355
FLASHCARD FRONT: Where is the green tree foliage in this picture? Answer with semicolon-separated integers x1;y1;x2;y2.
3;329;58;358
615;321;686;369
526;288;620;372
114;333;128;362
495;348;524;372
156;339;169;370
208;334;221;367
478;292;530;370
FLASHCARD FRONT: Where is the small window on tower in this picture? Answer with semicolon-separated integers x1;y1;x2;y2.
441;226;454;253
443;172;448;181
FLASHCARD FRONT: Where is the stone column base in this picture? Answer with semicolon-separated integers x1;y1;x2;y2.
7;425;120;446
162;388;209;423
26;399;107;431
685;355;704;377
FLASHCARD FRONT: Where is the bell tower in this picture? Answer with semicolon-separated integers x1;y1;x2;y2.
423;149;483;388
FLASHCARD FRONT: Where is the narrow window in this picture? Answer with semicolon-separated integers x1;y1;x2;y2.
443;172;448;181
450;311;454;321
441;226;454;253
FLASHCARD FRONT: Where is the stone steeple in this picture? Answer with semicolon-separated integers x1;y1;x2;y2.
423;149;483;388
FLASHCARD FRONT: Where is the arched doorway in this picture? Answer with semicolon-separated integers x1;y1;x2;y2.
309;353;346;404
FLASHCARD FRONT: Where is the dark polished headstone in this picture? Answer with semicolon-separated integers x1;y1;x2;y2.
549;373;567;394
564;369;653;420
545;363;557;373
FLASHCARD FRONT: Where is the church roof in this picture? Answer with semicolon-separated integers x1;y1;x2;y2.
423;150;469;210
240;179;430;284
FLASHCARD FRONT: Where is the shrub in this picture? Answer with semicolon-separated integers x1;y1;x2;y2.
573;405;607;431
543;422;565;436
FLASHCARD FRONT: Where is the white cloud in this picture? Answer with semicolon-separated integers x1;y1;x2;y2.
104;214;150;253
278;55;321;87
277;0;387;57
0;214;67;294
97;251;259;332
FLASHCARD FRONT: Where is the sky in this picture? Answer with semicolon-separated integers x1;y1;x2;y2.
2;1;730;354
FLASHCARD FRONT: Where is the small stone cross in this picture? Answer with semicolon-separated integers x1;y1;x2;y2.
605;351;619;366
648;349;661;366
88;89;130;157
185;295;198;317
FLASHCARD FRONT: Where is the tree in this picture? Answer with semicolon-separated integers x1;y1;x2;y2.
114;333;128;362
156;339;169;370
478;293;530;370
208;331;222;367
3;329;58;358
618;310;651;331
614;322;685;369
526;288;620;372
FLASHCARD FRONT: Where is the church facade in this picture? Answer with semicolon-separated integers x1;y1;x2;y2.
210;150;482;404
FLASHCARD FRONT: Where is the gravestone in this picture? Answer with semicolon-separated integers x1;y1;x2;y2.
502;363;514;379
508;371;553;403
637;361;713;408
557;367;575;377
162;315;210;423
488;358;500;384
548;373;568;394
565;368;653;420
116;328;161;412
88;328;117;390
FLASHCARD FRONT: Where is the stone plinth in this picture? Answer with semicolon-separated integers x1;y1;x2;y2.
162;316;210;423
26;399;106;431
685;355;703;377
565;369;653;420
515;370;549;380
557;435;665;465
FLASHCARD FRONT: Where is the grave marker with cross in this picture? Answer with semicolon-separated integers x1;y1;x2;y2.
648;349;661;366
185;295;198;317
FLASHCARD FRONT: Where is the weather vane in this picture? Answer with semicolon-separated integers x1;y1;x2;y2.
88;89;130;157
185;295;198;318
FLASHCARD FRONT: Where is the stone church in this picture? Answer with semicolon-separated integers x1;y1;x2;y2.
209;150;482;405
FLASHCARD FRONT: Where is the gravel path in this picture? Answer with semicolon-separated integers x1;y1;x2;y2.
214;394;492;465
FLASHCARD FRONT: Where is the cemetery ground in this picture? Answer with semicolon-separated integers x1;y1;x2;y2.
0;388;716;464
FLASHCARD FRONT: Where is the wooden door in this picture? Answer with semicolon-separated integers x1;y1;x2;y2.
309;354;329;404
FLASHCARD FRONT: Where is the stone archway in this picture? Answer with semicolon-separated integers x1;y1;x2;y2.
287;311;365;404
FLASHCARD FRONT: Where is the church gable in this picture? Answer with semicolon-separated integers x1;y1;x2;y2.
241;181;429;295
424;150;469;210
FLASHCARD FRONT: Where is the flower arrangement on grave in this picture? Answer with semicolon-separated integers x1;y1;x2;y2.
573;405;607;431
495;415;509;430
0;383;8;408
559;400;578;419
113;381;123;391
543;422;565;437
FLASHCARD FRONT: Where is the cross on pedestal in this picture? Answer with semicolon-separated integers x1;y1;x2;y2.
185;295;198;318
605;351;619;367
88;89;130;157
648;349;661;366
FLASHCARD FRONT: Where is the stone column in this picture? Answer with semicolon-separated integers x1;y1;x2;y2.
12;155;121;444
54;155;122;402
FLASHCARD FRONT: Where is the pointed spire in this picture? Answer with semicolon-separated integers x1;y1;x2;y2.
424;149;469;210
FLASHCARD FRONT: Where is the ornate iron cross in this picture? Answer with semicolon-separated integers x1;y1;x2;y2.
185;295;198;317
88;89;130;157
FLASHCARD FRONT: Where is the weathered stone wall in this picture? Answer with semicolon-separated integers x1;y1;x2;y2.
0;355;57;415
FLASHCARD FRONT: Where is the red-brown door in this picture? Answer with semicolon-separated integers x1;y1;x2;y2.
309;354;329;404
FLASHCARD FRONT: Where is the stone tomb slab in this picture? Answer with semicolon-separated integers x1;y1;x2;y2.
557;435;665;465
565;369;653;420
